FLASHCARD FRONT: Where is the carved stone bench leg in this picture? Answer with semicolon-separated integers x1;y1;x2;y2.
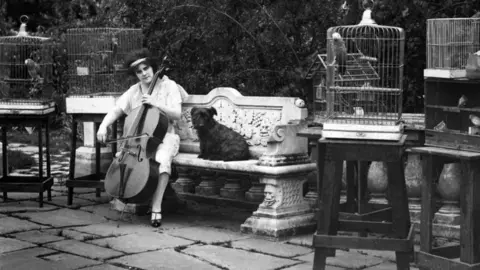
241;172;316;239
171;167;195;193
245;176;265;202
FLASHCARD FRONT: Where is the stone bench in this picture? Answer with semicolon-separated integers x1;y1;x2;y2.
170;87;317;239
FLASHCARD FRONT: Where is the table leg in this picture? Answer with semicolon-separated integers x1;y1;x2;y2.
45;118;51;178
460;160;480;264
68;118;77;205
387;159;412;269
2;126;7;201
37;123;43;207
94;122;101;197
420;155;439;254
313;142;343;270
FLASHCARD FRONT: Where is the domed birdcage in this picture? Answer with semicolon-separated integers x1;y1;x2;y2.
65;27;143;95
322;4;405;141
0;15;56;99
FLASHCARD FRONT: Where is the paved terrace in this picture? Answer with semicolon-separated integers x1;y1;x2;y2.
0;144;426;270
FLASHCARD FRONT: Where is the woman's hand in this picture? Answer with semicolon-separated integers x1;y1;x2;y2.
96;125;108;143
141;94;155;106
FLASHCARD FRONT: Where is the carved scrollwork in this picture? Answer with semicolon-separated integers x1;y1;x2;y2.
178;98;282;148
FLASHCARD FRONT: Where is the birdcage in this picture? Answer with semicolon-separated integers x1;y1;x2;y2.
425;18;480;78
321;8;405;141
0;15;56;100
66;27;143;95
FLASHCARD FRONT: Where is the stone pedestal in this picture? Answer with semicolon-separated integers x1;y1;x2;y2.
435;162;461;225
241;172;316;239
74;122;113;178
405;153;423;221
367;161;388;205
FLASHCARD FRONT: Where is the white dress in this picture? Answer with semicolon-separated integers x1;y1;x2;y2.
114;75;183;175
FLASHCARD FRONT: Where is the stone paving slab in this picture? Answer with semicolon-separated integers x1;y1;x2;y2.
363;262;420;270
230;238;312;258
73;221;156;237
0;247;63;270
294;250;386;269
77;264;126;270
11;230;65;244
0;216;49;234
109;248;221;270
283;262;344;270
43;228;101;241
75;192;112;204
89;231;194;253
0;236;37;254
0;200;58;213
14;208;107;227
44;195;98;209
166;226;251;244
45;239;124;260
42;252;102;270
183;244;298;270
0;213;5;218
287;233;313;247
80;203;149;223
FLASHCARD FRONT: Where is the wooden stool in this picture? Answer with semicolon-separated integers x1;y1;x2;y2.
410;146;480;270
313;135;414;270
65;114;118;205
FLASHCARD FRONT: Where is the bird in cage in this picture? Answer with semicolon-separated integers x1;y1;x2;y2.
458;94;468;108
470;114;480;127
25;58;43;83
332;32;348;75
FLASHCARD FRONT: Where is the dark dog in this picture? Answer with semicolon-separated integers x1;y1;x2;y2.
191;106;250;161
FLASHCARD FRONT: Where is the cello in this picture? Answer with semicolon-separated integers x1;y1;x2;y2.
104;67;169;203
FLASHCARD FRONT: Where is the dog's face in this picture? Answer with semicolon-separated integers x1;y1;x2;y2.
191;107;217;129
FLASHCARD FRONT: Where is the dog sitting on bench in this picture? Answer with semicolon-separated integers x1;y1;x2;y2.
191;106;250;161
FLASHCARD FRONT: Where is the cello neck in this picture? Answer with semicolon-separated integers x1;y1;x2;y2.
125;66;165;136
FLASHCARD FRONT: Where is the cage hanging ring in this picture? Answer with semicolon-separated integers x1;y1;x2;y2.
361;0;374;10
20;15;29;24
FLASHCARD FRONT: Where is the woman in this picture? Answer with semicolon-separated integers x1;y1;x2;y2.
96;48;187;227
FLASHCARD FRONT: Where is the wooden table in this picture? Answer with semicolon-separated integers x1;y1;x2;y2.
66;113;118;205
410;146;480;270
0;112;55;207
312;136;414;270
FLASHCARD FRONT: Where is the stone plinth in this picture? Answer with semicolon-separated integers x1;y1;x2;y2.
241;169;316;240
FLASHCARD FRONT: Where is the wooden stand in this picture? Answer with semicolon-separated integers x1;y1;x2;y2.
410;146;480;270
0;113;54;207
65;114;118;205
313;135;414;270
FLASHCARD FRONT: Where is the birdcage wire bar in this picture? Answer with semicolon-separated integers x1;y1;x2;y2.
325;24;405;127
66;28;143;95
0;35;56;99
427;18;480;71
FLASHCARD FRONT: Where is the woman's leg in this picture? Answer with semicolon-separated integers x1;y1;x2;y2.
151;172;170;214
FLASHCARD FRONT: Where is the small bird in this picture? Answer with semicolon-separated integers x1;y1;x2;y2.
469;114;480;126
24;58;43;83
458;94;468;107
332;32;348;76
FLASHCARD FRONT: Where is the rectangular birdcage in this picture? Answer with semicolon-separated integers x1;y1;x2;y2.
66;28;143;96
0;34;56;100
425;18;480;78
322;21;405;141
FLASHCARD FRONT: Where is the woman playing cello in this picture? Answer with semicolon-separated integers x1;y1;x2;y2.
96;48;187;227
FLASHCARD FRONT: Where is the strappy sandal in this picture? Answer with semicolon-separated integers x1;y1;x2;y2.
151;212;162;228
